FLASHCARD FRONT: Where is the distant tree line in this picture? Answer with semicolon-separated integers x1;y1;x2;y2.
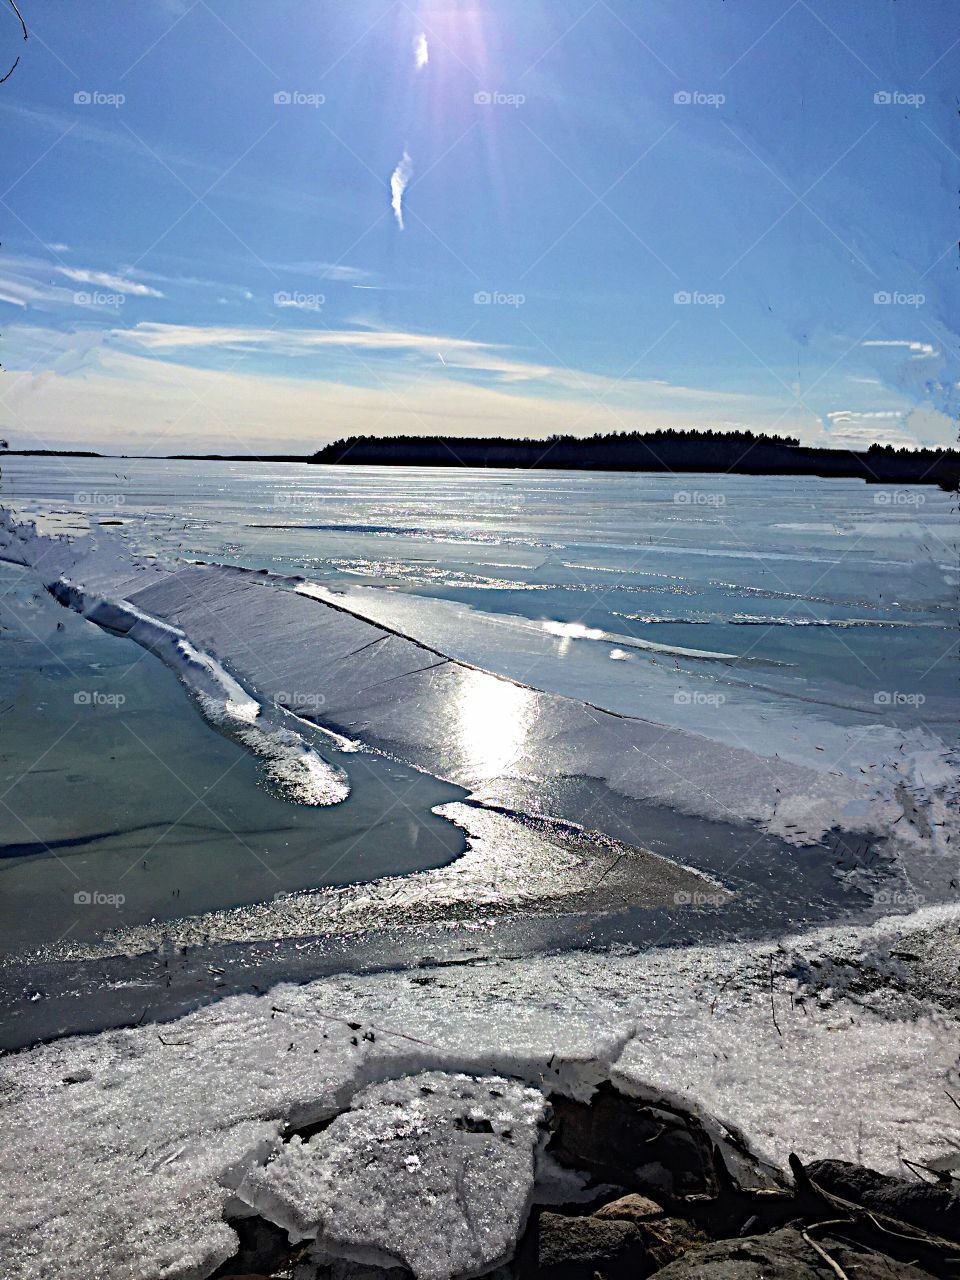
311;429;959;488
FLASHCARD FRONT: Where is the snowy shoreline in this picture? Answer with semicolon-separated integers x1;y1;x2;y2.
2;904;958;1279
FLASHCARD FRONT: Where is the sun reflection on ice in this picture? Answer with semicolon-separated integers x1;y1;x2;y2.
456;668;536;781
542;618;605;656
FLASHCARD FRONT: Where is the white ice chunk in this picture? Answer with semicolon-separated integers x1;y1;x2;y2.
238;1071;548;1279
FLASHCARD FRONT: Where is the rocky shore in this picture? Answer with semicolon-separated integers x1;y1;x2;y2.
3;906;958;1280
212;1081;960;1279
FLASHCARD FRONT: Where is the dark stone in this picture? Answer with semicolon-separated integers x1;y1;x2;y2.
535;1205;706;1279
62;1069;93;1085
629;1216;707;1270
651;1227;939;1278
536;1213;646;1279
328;1264;409;1280
549;1084;716;1199
805;1158;960;1242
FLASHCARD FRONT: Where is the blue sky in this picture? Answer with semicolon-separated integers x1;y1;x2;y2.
0;0;957;454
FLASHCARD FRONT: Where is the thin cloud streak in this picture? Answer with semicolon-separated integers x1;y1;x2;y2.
58;267;163;298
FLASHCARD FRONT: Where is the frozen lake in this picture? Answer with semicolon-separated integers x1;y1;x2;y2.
0;457;956;1009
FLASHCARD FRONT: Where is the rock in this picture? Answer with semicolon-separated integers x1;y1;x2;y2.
594;1193;665;1223
805;1158;960;1242
651;1227;939;1278
591;1197;705;1269
327;1263;409;1280
61;1069;93;1085
536;1212;645;1279
549;1084;715;1198
628;1215;707;1270
536;1206;706;1279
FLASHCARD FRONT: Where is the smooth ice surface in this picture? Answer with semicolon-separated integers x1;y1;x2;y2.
9;526;953;859
2;466;957;943
3;474;957;961
238;1071;547;1278
1;907;958;1280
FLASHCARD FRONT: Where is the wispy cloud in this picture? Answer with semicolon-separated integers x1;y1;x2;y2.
825;409;914;447
861;339;938;358
58;267;163;298
414;32;429;70
112;322;764;409
1;325;814;456
267;260;371;282
117;322;494;358
390;150;413;230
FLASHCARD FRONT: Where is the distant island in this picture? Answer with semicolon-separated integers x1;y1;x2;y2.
310;430;960;489
4;431;957;487
1;448;103;458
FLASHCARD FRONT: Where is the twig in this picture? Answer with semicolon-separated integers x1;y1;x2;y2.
802;1229;850;1278
864;1211;944;1246
709;973;734;1013
769;960;782;1038
901;1155;949;1184
595;851;627;886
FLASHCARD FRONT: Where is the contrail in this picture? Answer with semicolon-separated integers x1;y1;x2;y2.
391;150;413;229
